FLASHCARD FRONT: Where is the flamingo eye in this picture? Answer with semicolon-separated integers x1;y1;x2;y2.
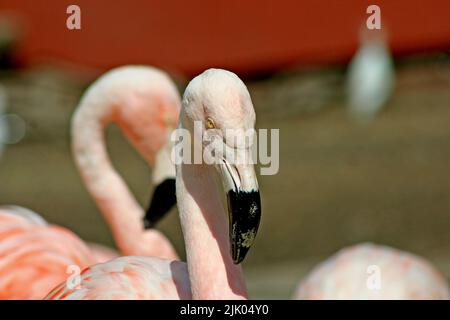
206;117;215;129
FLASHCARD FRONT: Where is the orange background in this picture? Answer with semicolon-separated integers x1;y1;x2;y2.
1;0;450;76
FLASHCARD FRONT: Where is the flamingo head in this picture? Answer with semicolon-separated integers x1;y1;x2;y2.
180;68;261;264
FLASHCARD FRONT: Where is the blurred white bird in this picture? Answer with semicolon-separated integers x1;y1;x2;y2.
293;243;449;299
0;85;26;155
0;85;7;157
347;30;395;122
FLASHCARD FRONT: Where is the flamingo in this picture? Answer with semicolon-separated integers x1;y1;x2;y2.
45;68;262;300
0;66;181;299
71;65;180;259
0;206;96;299
346;29;395;122
293;243;449;299
45;68;446;301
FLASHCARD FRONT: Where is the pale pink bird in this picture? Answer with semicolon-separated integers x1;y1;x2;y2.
46;68;262;300
293;243;449;299
71;65;181;259
0;66;181;299
0;206;96;299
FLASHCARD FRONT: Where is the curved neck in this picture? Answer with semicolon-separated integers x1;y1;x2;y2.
177;162;247;299
72;103;148;256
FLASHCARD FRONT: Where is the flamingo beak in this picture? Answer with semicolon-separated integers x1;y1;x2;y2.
143;178;176;228
219;159;261;264
143;141;177;229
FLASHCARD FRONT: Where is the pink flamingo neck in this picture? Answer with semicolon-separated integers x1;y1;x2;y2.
177;163;247;300
71;95;170;258
72;109;144;255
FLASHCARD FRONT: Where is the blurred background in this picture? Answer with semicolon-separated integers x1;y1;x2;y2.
0;1;449;298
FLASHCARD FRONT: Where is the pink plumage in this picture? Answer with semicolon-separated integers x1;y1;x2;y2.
0;66;181;299
0;208;96;299
87;243;120;263
46;257;191;300
294;243;449;299
46;69;260;300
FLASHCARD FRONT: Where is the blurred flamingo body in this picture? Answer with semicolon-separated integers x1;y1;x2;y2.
0;207;95;299
294;243;449;299
46;256;191;300
46;68;261;300
0;66;181;299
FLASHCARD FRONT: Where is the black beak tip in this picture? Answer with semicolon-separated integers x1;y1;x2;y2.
232;248;249;264
143;178;176;229
227;190;261;264
233;256;244;264
231;227;258;264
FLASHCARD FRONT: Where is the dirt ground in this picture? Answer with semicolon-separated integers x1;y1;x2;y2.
1;55;449;298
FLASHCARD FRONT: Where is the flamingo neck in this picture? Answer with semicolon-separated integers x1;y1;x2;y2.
177;163;247;300
71;104;152;257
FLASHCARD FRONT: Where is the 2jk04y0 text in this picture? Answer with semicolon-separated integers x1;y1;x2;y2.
180;304;269;317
